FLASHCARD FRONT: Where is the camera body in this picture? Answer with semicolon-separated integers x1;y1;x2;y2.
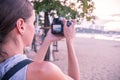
51;17;72;35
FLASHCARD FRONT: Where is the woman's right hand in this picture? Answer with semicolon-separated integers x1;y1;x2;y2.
45;29;64;43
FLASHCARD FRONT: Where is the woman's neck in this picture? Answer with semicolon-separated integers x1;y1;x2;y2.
2;37;24;58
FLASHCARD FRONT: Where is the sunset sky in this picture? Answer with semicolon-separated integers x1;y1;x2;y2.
93;0;120;19
92;0;120;31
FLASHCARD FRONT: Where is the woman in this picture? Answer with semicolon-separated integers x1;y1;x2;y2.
0;0;80;80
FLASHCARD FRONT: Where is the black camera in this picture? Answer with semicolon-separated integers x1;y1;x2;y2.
51;17;72;35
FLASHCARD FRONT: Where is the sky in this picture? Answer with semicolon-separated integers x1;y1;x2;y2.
92;0;120;31
93;0;120;19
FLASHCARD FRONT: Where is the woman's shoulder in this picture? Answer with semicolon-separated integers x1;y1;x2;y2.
26;61;73;80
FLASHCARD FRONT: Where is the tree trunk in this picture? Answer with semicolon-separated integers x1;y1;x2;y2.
44;12;51;61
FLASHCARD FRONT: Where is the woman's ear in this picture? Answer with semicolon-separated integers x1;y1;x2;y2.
16;18;26;35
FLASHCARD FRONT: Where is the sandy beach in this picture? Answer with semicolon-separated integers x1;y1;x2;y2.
26;36;120;80
52;37;120;80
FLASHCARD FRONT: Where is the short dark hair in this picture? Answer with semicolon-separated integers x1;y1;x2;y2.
0;0;34;62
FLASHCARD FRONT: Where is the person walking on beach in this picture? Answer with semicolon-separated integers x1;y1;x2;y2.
0;0;80;80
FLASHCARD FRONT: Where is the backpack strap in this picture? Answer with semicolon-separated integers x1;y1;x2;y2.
1;59;33;80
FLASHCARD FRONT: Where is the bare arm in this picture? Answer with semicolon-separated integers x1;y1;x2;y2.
34;30;63;62
33;38;51;62
66;39;80;80
63;19;80;80
33;19;80;80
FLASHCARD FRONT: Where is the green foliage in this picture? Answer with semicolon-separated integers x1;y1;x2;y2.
32;0;95;22
33;0;78;19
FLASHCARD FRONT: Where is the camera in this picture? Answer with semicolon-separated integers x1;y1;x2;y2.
51;17;72;35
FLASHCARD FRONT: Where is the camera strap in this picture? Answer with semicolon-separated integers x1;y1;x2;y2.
1;59;33;80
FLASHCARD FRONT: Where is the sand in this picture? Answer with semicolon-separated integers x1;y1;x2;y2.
26;37;120;80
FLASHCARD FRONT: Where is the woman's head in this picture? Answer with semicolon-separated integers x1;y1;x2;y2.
0;0;34;43
0;0;35;61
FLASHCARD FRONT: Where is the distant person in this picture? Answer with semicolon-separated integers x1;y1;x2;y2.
0;0;80;80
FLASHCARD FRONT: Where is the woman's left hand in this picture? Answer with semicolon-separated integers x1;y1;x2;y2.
63;19;76;41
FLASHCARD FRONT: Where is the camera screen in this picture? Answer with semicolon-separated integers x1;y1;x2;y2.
53;25;62;33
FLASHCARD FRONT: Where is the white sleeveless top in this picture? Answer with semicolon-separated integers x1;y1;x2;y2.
0;54;30;80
